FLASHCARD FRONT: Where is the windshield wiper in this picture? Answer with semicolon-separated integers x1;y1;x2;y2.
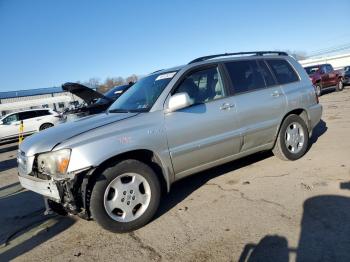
108;109;132;113
109;108;148;113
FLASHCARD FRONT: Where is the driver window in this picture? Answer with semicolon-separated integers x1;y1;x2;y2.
321;65;328;74
3;114;19;125
174;66;225;104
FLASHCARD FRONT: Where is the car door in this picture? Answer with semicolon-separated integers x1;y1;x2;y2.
164;65;241;178
223;59;287;152
18;111;38;133
326;64;337;86
320;65;330;87
34;110;52;129
0;113;20;139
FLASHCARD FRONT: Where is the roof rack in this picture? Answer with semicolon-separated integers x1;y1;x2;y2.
188;51;288;64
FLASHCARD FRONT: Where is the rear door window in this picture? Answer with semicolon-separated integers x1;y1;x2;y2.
224;60;266;95
19;111;37;120
266;59;299;84
257;60;276;87
36;110;50;116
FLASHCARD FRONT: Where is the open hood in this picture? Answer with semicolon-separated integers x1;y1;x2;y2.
62;82;112;105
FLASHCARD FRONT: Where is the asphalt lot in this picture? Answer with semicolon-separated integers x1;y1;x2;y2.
1;87;350;262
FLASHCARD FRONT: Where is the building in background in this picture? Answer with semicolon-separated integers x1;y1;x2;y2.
299;52;350;70
0;87;84;116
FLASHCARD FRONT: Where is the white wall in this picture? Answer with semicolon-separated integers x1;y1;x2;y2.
0;92;83;115
299;53;350;70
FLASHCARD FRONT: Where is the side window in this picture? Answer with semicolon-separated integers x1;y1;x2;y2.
321;65;328;73
174;66;225;104
326;64;333;72
257;60;276;87
36;110;50;116
3;114;19;124
19;111;37;120
266;59;299;84
225;60;265;94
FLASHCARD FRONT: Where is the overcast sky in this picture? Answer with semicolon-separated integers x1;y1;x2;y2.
0;0;350;91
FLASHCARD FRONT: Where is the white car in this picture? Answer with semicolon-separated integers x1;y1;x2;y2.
0;109;60;141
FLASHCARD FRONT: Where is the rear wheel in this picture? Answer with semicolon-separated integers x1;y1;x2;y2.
39;123;54;130
336;78;344;91
90;159;161;233
273;114;309;161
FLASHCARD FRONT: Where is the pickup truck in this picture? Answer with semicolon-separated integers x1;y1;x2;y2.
304;64;344;96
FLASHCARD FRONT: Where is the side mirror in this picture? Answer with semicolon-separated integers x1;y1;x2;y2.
167;92;193;112
319;69;325;75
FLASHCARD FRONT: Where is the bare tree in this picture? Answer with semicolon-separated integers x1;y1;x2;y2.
87;78;100;89
279;49;308;60
126;74;138;84
98;77;125;93
77;74;138;94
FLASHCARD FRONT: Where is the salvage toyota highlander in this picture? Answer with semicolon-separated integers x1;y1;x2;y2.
17;51;322;232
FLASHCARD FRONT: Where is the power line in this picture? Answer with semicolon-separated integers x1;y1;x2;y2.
307;43;350;58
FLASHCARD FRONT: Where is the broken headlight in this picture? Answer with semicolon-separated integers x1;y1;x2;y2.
37;149;71;177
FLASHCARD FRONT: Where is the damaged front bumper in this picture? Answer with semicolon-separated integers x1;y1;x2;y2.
18;174;61;201
17;151;93;219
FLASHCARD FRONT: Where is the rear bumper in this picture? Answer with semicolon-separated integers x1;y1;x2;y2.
18;173;61;201
308;104;323;131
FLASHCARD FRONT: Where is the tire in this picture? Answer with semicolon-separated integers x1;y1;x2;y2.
39;123;54;130
90;159;161;233
315;84;322;96
273;114;309;161
336;78;344;92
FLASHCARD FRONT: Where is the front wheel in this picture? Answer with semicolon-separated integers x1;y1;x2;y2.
315;84;322;96
90;159;161;233
273;114;309;161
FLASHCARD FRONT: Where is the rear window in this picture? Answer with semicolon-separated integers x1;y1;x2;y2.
225;60;266;94
304;66;319;75
266;59;299;84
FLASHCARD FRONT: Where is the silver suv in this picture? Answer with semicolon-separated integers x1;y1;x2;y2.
17;51;322;232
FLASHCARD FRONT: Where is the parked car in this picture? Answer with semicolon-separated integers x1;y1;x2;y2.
0;109;60;142
17;51;322;233
304;64;344;96
61;83;132;122
343;66;350;86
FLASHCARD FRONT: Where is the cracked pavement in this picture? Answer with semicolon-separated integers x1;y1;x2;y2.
1;88;350;261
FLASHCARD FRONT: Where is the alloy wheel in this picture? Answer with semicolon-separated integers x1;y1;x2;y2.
103;173;151;222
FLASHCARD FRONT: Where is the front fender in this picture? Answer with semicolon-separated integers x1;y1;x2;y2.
55;111;174;190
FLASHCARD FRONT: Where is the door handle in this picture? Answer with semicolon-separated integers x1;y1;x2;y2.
271;91;281;97
220;103;235;110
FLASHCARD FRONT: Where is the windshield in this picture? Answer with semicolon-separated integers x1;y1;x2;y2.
108;71;177;113
304;66;319;76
